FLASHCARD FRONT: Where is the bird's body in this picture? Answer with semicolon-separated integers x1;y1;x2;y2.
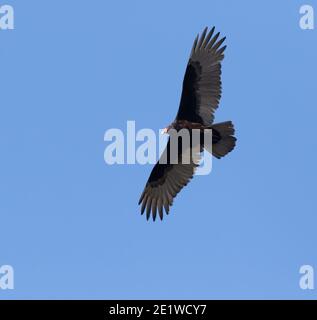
139;27;236;221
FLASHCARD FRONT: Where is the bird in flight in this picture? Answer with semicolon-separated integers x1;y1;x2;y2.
138;26;236;221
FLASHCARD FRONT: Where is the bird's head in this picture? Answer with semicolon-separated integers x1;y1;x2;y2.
161;124;173;135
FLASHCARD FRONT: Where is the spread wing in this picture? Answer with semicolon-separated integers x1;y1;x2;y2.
138;137;201;221
176;27;226;125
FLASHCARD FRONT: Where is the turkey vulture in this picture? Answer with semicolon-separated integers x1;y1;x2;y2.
138;26;236;221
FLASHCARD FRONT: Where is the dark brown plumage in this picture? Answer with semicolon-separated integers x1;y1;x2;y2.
138;27;236;221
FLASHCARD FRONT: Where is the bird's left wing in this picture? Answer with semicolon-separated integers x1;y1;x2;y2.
176;27;227;125
138;138;200;221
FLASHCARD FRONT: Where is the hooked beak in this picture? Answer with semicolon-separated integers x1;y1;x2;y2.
161;128;168;134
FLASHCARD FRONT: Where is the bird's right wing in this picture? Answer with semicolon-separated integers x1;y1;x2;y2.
138;138;201;221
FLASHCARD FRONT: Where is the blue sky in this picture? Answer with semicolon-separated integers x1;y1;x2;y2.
0;0;316;299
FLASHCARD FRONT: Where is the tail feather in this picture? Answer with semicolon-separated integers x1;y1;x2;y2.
211;121;236;159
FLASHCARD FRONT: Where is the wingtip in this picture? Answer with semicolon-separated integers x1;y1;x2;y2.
190;33;199;55
197;27;208;49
